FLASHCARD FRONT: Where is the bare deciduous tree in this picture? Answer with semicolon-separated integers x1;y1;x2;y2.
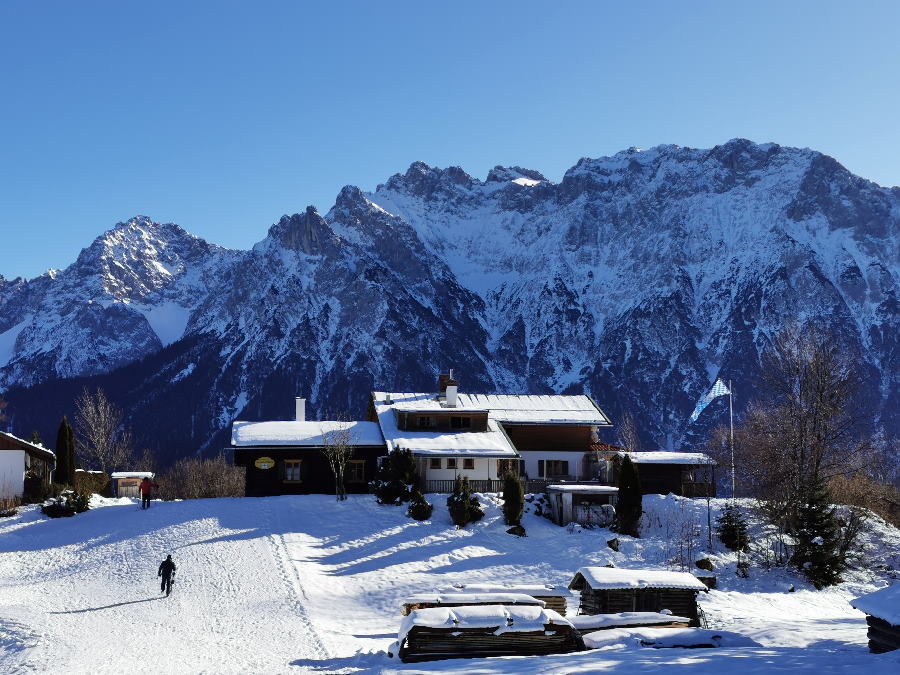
73;388;133;474
617;411;641;453
322;419;354;501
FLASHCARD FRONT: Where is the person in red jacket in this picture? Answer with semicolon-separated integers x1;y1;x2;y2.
139;476;159;510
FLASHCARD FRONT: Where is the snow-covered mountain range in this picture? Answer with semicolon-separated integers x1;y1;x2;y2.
1;139;897;462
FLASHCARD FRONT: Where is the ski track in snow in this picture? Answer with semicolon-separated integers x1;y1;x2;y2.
0;494;898;674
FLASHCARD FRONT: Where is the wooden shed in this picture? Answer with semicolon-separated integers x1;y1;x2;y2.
851;583;900;653
443;583;571;615
0;431;55;500
568;567;708;626
391;605;584;663
401;592;545;616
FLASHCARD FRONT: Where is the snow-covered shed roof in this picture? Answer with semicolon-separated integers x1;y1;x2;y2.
851;583;900;625
371;394;517;458
569;567;709;592
615;451;715;465
373;391;611;426
231;421;385;448
0;431;55;461
547;484;619;494
444;583;563;597
403;592;545;607
110;472;155;479
398;605;572;643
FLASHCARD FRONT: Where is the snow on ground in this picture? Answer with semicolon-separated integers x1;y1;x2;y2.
0;494;898;674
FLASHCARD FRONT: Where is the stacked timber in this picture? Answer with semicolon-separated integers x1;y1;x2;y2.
401;592;545;615
568;567;709;627
851;584;900;653
444;583;570;615
391;605;584;663
569;611;691;634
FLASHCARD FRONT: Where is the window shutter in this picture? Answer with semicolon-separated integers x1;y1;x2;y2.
562;460;569;476
538;460;545;478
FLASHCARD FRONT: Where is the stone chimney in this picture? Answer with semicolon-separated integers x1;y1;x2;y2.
295;397;306;422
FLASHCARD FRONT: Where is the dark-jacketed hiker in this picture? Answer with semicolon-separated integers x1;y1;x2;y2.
139;476;159;510
158;554;176;596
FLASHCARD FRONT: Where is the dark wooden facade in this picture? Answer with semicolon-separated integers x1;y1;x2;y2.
234;446;384;497
503;424;594;452
396;621;584;663
395;410;489;432
610;457;716;498
864;615;900;653
569;573;703;627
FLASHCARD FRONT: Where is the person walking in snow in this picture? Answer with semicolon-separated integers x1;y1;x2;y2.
139;476;159;510
158;554;176;596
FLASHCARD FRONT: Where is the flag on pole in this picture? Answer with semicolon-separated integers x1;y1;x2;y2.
689;379;731;423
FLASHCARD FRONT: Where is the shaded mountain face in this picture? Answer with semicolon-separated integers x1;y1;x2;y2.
1;140;897;464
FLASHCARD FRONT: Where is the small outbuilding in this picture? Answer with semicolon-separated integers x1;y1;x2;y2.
851;583;900;653
546;484;617;527
0;431;55;500
110;472;155;498
610;451;716;497
568;567;708;626
391;605;584;663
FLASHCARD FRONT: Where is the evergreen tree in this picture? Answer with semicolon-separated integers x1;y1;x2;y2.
370;448;418;505
55;417;76;487
615;454;642;537
502;471;524;526
791;478;844;588
716;503;750;552
407;489;434;521
447;476;484;528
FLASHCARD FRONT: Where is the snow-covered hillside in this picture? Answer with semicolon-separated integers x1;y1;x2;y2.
1;493;898;674
1;140;898;461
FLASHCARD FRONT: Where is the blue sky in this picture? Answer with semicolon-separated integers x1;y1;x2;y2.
2;0;899;280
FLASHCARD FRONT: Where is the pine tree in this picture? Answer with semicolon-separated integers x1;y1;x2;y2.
716;503;749;552
55;417;76;487
447;476;484;528
502;471;524;526
407;489;433;521
615;454;642;537
370;448;418;505
791;478;844;588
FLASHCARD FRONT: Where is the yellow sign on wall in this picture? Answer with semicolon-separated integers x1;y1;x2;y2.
254;457;275;470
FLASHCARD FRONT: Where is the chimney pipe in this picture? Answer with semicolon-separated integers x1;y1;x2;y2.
295;397;306;422
446;384;458;408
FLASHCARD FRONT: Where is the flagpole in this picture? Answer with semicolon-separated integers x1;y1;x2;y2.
729;379;735;501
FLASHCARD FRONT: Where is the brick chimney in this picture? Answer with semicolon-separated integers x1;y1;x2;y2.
438;369;458;394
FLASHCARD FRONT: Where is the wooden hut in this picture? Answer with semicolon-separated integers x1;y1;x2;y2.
568;567;708;626
443;583;571;615
851;583;900;653
401;592;545;616
0;431;55;500
391;605;584;663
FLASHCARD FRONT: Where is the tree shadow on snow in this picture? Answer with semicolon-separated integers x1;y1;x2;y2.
48;596;164;614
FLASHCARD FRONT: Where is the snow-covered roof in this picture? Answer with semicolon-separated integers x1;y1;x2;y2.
403;592;545;607
0;431;55;460
569;611;691;630
570;567;709;592
616;451;715;465
110;472;155;479
373;391;611;425
547;484;619;494
445;583;565;596
851;583;900;625
371;394;517;457
231;421;385;448
582;626;761;649
398;605;572;643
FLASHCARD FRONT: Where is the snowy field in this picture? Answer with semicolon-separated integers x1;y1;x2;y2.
1;493;899;674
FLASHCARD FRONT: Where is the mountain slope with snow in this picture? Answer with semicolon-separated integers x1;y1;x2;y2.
0;140;897;459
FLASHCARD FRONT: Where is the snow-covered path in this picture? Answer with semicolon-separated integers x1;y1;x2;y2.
1;494;899;674
0;497;330;674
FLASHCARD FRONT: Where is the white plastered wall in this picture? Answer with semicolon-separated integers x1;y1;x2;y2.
0;450;25;499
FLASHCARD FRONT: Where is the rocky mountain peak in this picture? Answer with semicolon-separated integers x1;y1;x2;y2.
266;207;334;255
485;166;548;184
